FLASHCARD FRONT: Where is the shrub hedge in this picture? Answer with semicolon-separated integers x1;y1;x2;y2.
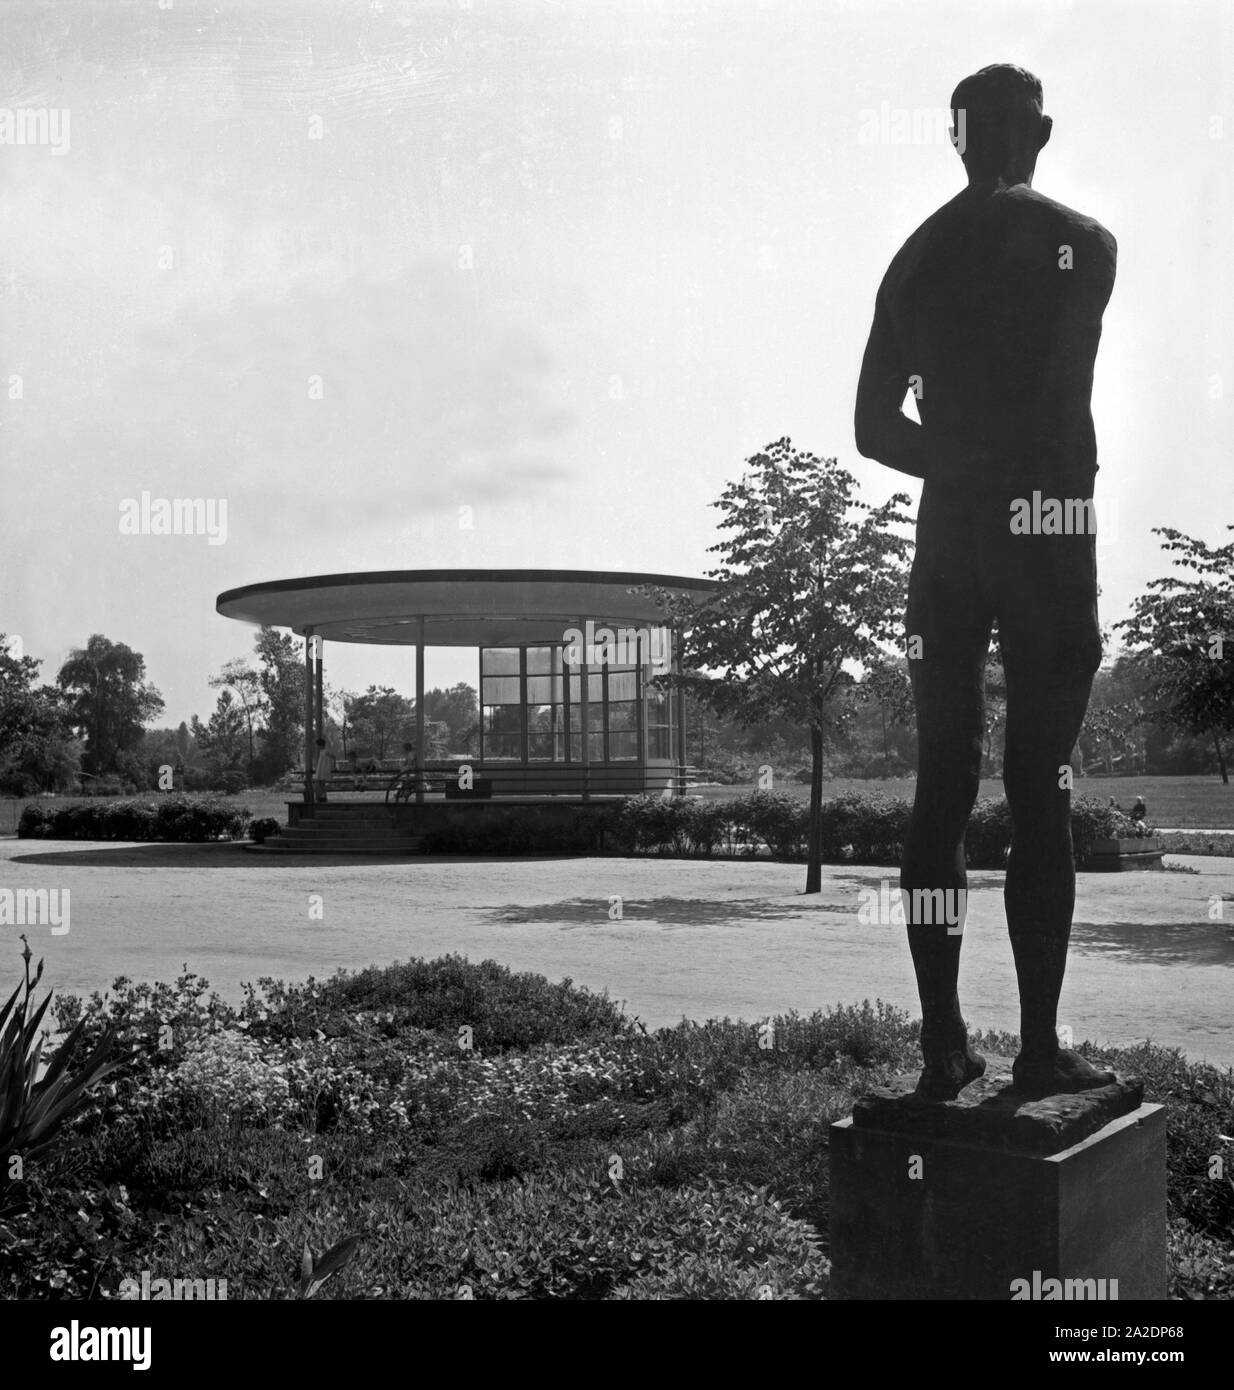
248;817;282;844
607;792;1139;868
16;794;250;842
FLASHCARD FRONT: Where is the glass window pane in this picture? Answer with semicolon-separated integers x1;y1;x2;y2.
483;705;521;734
567;674;603;703
528;733;556;761
484;733;520;761
607;701;638;732
609;731;638;761
569;732;581;761
608;671;637;702
526;704;549;731
649;727;671;759
525;646;553;674
646;684;669;717
481;676;520;704
526;675;558;703
588;731;604;761
481;648;520;676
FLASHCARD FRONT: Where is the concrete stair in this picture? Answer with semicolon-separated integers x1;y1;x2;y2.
262;806;426;855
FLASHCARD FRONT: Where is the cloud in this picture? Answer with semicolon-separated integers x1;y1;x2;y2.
97;259;577;534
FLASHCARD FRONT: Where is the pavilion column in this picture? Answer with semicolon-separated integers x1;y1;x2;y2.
579;616;590;802
674;627;687;797
303;627;315;806
314;635;325;757
415;618;426;805
636;630;647;791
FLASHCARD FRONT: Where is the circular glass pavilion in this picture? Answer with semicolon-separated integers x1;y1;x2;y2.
216;568;719;803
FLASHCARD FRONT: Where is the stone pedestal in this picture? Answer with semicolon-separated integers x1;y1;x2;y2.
829;1056;1166;1300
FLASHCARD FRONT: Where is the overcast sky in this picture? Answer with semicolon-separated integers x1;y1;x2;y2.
2;0;1230;724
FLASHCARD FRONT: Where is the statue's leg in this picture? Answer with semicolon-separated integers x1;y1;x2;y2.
902;509;990;1101
1000;529;1114;1097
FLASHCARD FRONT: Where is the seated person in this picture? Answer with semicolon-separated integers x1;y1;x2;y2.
393;743;430;800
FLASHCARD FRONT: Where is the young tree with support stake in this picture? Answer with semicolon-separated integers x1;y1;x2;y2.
639;438;912;892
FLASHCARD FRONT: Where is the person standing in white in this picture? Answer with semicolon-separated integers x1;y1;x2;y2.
313;737;336;803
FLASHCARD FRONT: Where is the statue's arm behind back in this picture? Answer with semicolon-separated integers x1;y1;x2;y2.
854;279;990;484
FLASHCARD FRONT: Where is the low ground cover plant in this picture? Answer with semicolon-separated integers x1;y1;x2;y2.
0;955;1228;1300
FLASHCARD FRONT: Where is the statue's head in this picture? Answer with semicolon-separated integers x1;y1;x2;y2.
950;64;1051;186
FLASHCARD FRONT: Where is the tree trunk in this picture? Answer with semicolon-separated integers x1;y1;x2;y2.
1215;732;1229;785
805;725;824;894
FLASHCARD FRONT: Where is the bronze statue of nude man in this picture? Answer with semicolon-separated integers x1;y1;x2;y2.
855;65;1118;1100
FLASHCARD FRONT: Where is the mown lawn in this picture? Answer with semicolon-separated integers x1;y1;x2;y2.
5;774;1233;839
695;775;1234;828
2;956;1230;1300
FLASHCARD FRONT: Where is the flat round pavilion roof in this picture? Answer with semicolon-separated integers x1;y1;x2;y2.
216;568;719;647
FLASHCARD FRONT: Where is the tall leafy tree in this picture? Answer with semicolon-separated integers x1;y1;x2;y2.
641;438;913;892
423;683;480;754
253;626;306;779
209;659;264;764
56;635;164;776
981;646;1007;775
191;689;248;769
0;638;80;793
862;656;916;767
174;721;192;763
1116;526;1234;783
1077;659;1147;777
347;686;415;760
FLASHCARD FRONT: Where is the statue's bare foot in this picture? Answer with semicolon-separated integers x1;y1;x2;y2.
1012;1047;1116;1099
914;1045;986;1102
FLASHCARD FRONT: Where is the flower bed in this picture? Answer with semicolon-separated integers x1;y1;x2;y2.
1;954;1229;1301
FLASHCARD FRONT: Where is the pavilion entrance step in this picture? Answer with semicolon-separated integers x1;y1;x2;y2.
264;810;427;854
261;836;427;854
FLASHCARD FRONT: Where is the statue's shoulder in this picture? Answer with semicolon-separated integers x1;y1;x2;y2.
881;192;969;286
1005;186;1117;262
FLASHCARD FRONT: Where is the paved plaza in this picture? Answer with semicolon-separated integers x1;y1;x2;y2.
3;840;1231;1067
